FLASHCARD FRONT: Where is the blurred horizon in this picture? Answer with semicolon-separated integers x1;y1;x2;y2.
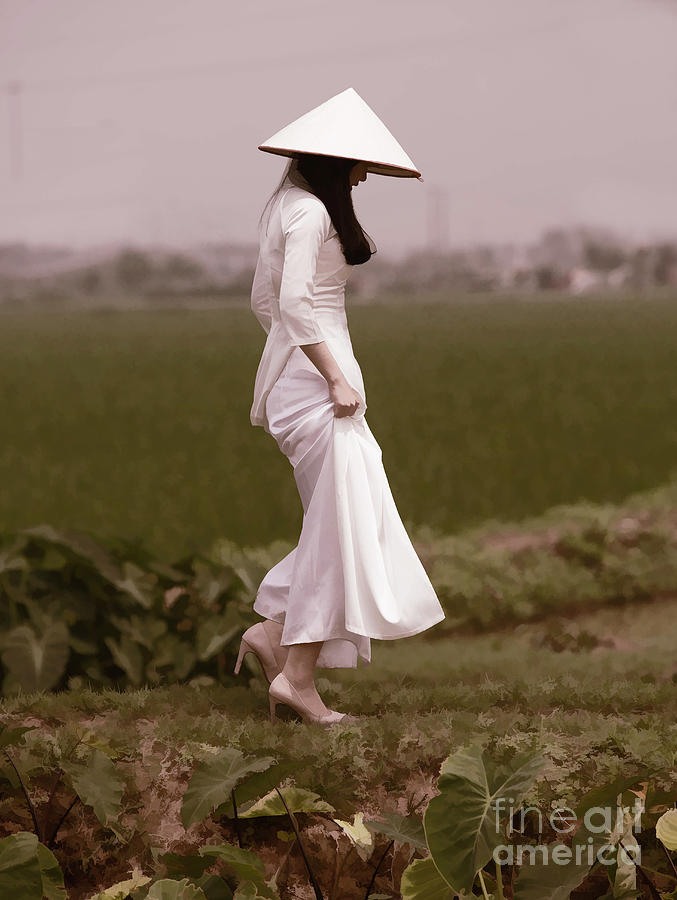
2;0;677;256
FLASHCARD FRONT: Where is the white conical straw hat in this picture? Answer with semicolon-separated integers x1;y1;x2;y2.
258;87;422;180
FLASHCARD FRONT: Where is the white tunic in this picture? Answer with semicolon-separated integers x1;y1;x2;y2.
250;177;365;430
250;173;446;668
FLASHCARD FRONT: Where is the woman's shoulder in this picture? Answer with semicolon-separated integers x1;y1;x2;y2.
279;187;331;235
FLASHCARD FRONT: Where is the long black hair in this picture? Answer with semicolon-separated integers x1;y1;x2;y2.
259;154;376;266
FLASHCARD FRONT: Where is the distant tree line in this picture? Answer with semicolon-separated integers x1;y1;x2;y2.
1;227;677;306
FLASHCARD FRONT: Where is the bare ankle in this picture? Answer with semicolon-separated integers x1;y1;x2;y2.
281;666;315;692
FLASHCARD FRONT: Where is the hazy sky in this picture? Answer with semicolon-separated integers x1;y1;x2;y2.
2;0;676;253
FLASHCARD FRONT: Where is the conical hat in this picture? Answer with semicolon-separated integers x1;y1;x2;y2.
258;87;422;180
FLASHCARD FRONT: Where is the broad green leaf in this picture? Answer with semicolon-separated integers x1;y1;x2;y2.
147;879;207;900
113;561;157;609
233;883;261;900
194;874;234;900
645;786;677;811
0;537;28;576
36;842;67;900
574;774;653;818
513;845;593;900
148;633;196;681
400;856;455;900
0;832;42;899
39;547;69;570
215;761;298;819
86;868;152;900
181;749;275;829
1;623;70;692
110;614;166;651
191;560;234;605
21;525;123;583
104;634;144;685
199;845;277;899
424;744;545;893
516;788;630;900
364;812;427;850
334;811;374;861
158;851;212;879
0;742;47;786
196;610;242;662
0;725;37;749
63;748;124;827
69;634;98;655
572;790;643;877
239;786;334;819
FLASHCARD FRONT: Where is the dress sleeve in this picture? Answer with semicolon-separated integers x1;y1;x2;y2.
250;251;272;335
278;195;330;346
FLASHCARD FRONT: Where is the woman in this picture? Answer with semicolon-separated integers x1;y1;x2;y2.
234;88;446;725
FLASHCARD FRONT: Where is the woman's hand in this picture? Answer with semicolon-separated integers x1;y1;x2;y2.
329;377;362;418
298;341;362;418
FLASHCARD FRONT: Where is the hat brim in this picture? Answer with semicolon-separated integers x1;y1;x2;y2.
258;145;422;179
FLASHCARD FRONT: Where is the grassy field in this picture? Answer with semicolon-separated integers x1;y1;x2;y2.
3;340;677;898
1;291;677;559
6;593;676;806
3;590;676;897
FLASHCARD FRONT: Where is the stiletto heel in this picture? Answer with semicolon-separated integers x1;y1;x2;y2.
233;638;251;676
269;695;278;723
233;623;287;685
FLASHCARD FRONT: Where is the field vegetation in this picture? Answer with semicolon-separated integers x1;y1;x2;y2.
1;292;677;556
2;292;677;898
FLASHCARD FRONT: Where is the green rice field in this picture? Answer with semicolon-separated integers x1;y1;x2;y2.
2;290;677;559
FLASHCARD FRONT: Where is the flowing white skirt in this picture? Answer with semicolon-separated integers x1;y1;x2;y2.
253;347;446;669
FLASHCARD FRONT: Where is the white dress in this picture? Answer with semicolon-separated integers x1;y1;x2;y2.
249;172;446;669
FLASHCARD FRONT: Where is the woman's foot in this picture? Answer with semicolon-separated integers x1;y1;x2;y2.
269;672;358;725
279;666;332;719
268;642;359;725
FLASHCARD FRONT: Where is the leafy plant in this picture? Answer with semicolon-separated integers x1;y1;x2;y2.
181;749;276;830
1;722;124;847
0;831;66;900
198;845;278;899
421;742;546;894
396;743;677;900
0;525;261;696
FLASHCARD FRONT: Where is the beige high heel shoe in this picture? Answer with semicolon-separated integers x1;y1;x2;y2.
268;672;360;726
233;622;284;685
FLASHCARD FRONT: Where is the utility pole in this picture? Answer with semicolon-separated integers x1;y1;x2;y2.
426;185;450;254
7;80;23;179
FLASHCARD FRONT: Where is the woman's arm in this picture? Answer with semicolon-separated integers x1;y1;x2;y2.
250;253;272;334
299;341;362;418
279;195;361;418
